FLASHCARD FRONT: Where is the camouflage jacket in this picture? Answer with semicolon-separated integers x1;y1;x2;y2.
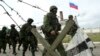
20;23;33;37
0;30;7;40
10;28;19;40
66;20;78;37
43;12;61;33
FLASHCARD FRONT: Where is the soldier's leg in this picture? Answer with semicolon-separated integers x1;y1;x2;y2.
0;41;2;53
30;41;35;56
22;42;28;56
0;40;3;53
3;42;7;54
9;44;11;49
8;39;12;49
7;37;11;49
28;45;31;51
0;47;1;53
12;41;17;55
42;48;47;56
34;36;38;51
57;43;67;56
18;40;22;50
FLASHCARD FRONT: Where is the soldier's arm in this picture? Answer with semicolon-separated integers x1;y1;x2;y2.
72;20;78;31
20;24;27;36
16;29;19;37
43;14;53;33
67;20;78;37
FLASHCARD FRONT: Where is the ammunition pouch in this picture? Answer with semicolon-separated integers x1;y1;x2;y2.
41;25;47;34
56;23;61;31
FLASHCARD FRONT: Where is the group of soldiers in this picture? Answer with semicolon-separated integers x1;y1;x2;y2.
0;18;38;56
0;5;78;56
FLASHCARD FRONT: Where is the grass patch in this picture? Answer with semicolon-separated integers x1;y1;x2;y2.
87;33;100;42
62;35;71;43
62;33;100;43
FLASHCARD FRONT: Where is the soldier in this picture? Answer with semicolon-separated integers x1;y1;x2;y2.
0;26;7;54
20;18;38;56
9;24;19;55
41;5;66;56
6;29;12;49
67;15;78;37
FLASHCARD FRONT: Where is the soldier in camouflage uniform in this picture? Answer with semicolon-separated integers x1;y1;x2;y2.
0;26;7;54
9;24;19;55
67;15;78;37
20;18;38;56
41;5;67;56
6;29;12;49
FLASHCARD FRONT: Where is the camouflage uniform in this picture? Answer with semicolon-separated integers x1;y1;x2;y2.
42;6;66;56
20;18;38;56
9;24;19;55
6;29;12;49
67;15;78;37
0;26;7;54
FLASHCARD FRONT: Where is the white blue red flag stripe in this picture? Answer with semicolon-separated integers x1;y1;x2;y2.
69;2;78;10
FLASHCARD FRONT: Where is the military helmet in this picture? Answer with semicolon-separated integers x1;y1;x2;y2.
2;26;7;30
11;24;15;27
27;18;34;23
68;15;73;19
50;5;57;11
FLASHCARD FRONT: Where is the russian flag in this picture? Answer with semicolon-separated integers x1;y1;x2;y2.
69;2;78;10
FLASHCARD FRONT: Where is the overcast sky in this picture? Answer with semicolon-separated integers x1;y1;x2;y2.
0;0;100;29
